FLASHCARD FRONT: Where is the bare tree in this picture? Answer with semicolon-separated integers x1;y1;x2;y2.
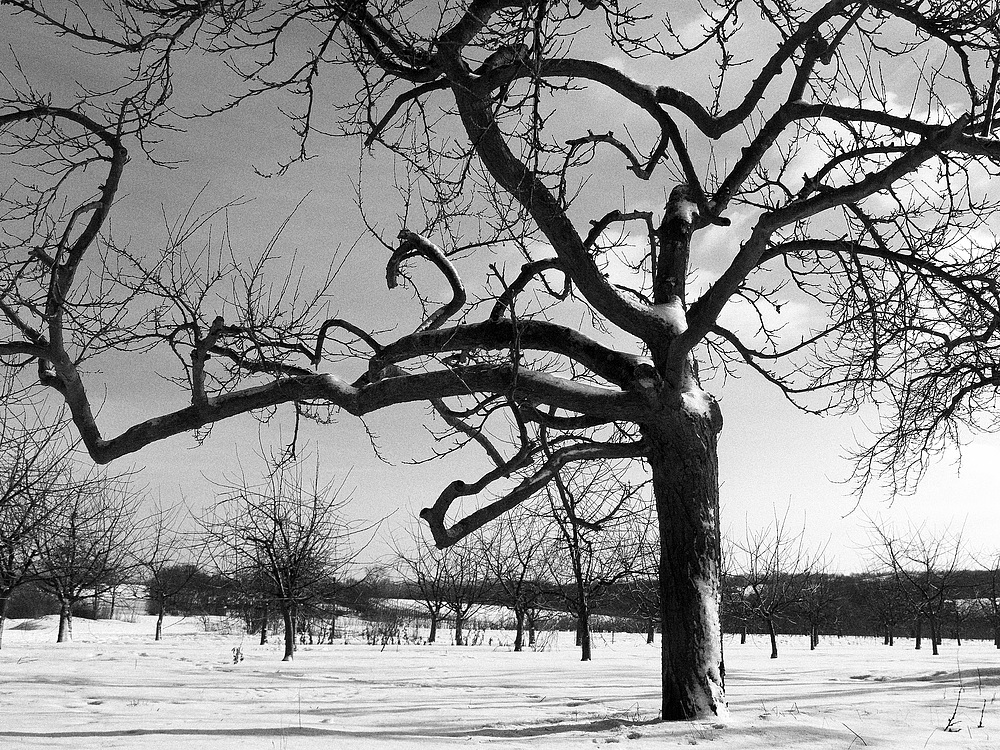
31;472;142;642
137;501;201;641
733;513;824;659
867;520;967;655
395;528;450;645
795;565;841;650
975;553;1000;649
0;391;77;647
479;508;550;652
201;454;360;661
857;571;910;646
545;461;645;661
5;1;1000;718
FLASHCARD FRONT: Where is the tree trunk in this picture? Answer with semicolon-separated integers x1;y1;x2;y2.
767;617;778;659
281;604;295;661
647;618;655;644
576;597;592;662
57;601;72;643
648;414;726;721
527;612;536;647
740;624;747;645
155;596;164;641
914;618;922;650
0;595;8;650
428;611;438;644
810;624;818;650
454;609;464;646
513;608;525;652
259;602;269;646
930;617;939;656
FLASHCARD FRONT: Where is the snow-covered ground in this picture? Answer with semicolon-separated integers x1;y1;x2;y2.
0;615;997;749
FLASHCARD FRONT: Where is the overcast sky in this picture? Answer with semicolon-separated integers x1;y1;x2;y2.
4;7;999;573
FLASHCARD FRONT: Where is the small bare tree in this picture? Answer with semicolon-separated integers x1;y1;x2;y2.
31;472;142;642
479;508;550;651
867;521;967;655
0;391;77;647
395;528;450;645
545;462;646;661
733;513;824;659
201;454;360;661
137;501;201;641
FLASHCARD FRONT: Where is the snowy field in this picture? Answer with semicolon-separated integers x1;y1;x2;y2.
0;616;997;749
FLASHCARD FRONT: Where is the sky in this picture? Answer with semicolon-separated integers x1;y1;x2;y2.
2;4;999;574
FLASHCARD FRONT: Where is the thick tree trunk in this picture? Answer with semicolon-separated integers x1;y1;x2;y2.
576;599;592;662
930;617;939;656
914;618;922;650
57;601;72;643
428;612;438;644
810;624;818;650
514;608;525;652
0;595;8;650
648;414;726;721
454;609;464;646
281;604;295;661
740;624;747;645
767;618;779;659
155;596;164;641
647;618;655;644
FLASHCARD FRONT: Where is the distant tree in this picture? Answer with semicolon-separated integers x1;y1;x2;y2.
31;473;141;642
795;566;841;650
867;521;967;655
545;462;645;661
0;390;76;647
479;508;550;651
618;516;660;644
137;502;200;641
856;571;910;646
201;454;360;661
440;533;492;647
395;529;450;645
734;513;823;659
975;553;1000;649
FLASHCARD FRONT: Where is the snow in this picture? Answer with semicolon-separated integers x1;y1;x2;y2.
652;298;687;334
1;615;999;748
681;388;715;419
672;199;700;226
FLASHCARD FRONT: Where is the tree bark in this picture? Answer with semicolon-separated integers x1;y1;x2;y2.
914;617;922;650
767;617;779;659
0;595;8;650
514;608;525;652
57;601;72;643
428;612;438;644
527;612;536;647
282;604;295;661
649;414;726;720
929;617;939;656
155;596;164;641
647;618;655;644
259;602;269;646
576;597;592;662
454;609;464;646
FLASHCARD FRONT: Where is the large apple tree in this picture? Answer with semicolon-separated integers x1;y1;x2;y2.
2;0;1000;719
